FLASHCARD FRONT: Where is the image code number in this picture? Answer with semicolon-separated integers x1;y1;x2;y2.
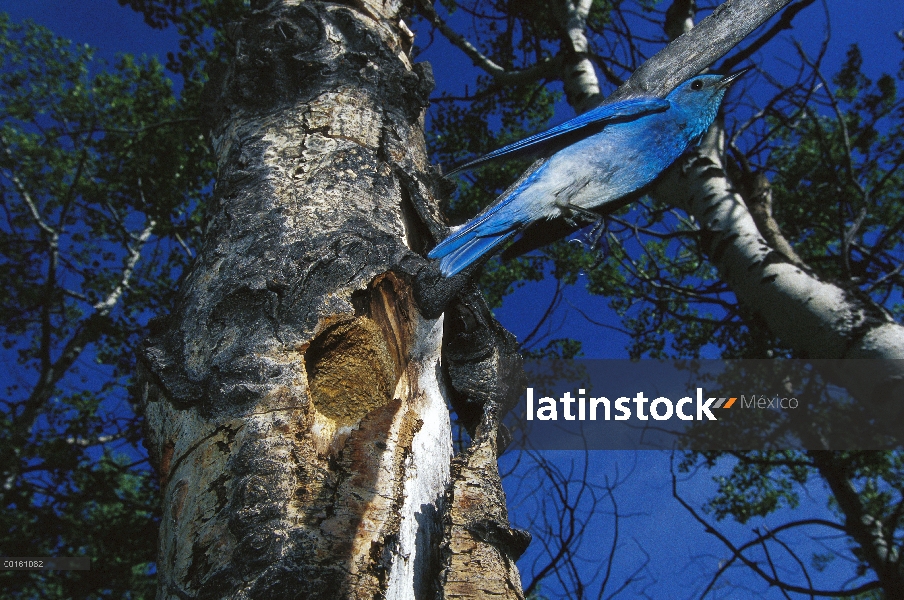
1;557;90;570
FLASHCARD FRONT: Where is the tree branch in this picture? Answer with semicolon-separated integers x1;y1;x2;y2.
0;134;58;241
809;451;904;597
672;456;883;598
655;120;904;431
607;0;795;103
416;0;561;86
719;0;817;72
94;183;156;316
554;0;603;113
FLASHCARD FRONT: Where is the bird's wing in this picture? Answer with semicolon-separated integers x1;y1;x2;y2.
445;97;670;177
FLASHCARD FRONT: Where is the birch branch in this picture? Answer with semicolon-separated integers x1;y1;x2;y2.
655;124;904;425
94;217;156;316
554;0;602;113
609;0;795;102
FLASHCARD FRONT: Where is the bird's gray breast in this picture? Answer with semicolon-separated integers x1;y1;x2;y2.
548;116;688;210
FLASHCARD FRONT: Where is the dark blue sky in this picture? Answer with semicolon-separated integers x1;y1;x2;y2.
3;1;902;597
2;0;180;58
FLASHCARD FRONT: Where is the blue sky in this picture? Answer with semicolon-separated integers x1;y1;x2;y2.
2;0;180;59
3;0;901;597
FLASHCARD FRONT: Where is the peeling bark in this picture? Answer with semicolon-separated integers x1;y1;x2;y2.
439;425;529;600
137;1;525;598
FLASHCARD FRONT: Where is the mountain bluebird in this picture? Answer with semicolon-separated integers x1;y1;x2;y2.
429;70;747;277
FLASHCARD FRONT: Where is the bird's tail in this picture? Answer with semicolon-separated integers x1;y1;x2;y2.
429;158;546;276
428;227;516;276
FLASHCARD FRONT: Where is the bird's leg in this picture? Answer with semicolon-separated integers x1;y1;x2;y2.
569;203;603;223
556;200;604;227
555;200;610;253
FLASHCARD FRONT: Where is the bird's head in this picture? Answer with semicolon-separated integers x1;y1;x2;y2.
667;68;750;135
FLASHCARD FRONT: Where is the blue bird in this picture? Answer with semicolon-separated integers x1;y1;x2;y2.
429;70;747;277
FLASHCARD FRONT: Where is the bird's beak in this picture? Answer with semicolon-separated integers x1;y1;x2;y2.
718;67;751;88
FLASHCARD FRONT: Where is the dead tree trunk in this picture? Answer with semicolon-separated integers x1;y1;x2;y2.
137;1;526;598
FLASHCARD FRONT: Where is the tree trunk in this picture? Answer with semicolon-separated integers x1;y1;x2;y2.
137;1;526;597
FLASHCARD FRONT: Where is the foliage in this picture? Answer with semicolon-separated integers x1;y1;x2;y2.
766;46;904;311
115;0;248;91
676;48;904;592
0;14;213;596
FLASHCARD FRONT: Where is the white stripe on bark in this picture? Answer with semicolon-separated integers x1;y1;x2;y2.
386;316;452;599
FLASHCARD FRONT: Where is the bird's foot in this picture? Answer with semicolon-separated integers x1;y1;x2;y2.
562;214;581;228
586;220;608;252
559;202;603;227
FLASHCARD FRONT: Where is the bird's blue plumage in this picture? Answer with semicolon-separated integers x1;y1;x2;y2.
429;70;747;277
444;97;670;176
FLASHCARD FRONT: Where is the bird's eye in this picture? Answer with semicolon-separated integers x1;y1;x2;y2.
691;80;703;90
